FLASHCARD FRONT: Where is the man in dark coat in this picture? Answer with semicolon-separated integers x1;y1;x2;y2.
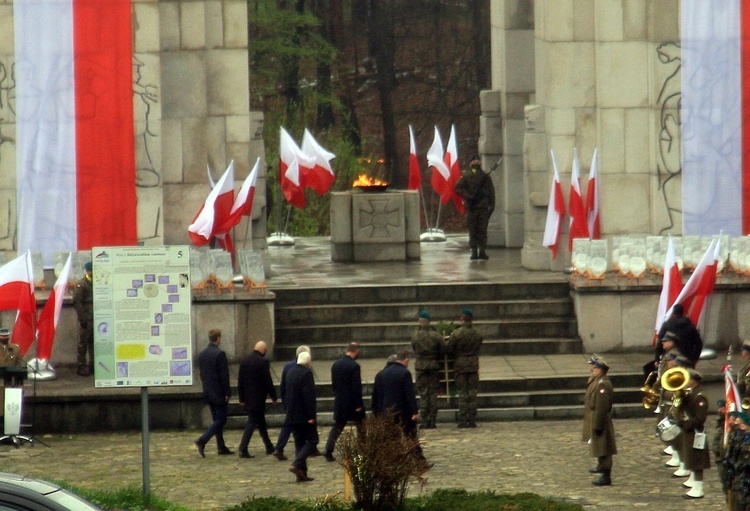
272;345;310;461
323;342;364;462
454;155;495;260
195;328;233;457
285;351;318;482
372;350;427;464
237;341;277;458
644;304;702;377
446;307;483;428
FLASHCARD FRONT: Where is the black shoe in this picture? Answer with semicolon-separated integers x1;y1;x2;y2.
323;453;336;462
478;250;489;260
273;451;288;461
238;451;255;459
265;447;275;455
195;441;205;458
310;448;322;457
589;467;603;474
467;422;477;428
470;249;479;260
457;422;469;428
217;448;234;456
592;474;611;486
77;367;90;377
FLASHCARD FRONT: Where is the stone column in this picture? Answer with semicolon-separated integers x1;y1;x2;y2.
484;0;535;247
521;105;551;270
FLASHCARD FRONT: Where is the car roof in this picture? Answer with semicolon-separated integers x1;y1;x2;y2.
0;473;102;511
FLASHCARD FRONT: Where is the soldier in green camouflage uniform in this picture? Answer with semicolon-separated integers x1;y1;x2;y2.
411;310;444;429
454;155;495;260
446;307;483;428
72;262;94;376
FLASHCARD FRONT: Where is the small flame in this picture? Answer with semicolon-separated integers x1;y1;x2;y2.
353;174;388;187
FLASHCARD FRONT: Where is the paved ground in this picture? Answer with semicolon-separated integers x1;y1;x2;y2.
0;418;728;511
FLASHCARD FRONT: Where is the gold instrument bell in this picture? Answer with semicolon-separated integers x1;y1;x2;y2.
640;371;660;409
661;367;691;407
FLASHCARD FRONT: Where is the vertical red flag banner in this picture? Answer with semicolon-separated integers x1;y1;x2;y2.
36;254;73;360
4;252;38;356
586;148;601;239
724;367;742;446
300;129;336;196
652;236;684;346
408;125;421;191
427;127;451;203
444;125;465;214
671;237;719;331
280;128;313;209
188;162;235;247
543;150;566;259
568;148;589;250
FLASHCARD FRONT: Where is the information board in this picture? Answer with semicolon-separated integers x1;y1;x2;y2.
93;246;192;388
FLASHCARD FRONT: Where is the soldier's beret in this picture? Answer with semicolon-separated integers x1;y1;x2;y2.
84;262;92;272
730;411;742;418
742;340;750;352
0;328;8;337
461;307;474;318
740;412;750;425
419;310;432;320
717;399;726;407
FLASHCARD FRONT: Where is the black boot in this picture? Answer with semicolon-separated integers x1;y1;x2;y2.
592;470;611;486
470;248;478;260
478;249;489;260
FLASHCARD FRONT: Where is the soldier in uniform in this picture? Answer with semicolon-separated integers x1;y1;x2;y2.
738;341;750;398
582;355;599;447
675;369;710;499
411;310;444;429
446;308;482;428
454;155;495;260
72;261;94;376
586;356;617;486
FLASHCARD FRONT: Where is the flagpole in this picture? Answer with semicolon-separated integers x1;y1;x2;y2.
283;205;293;234
418;186;431;230
435;201;442;230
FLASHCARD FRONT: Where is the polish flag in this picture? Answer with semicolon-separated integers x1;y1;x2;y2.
427;127;452;203
725;366;742;446
14;0;137;267
652;236;684;346
408;125;421;191
188;162;235;247
230;157;261;220
301;129;336;195
280;128;313;209
0;252;37;356
672;236;719;331
568;148;589;250
35;253;72;360
444;125;465;214
543;151;566;259
586;148;601;239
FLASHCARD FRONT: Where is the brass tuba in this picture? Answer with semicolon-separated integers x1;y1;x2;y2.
661;367;691;408
640;371;661;409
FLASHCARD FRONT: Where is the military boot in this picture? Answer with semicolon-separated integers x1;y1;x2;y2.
470;248;478;260
592;470;611;486
478;249;489;260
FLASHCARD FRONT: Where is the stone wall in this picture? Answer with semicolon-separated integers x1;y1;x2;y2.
489;0;682;269
0;0;267;256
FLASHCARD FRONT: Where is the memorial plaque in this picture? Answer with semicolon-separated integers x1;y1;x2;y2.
571;238;590;276
209;250;234;286
238;249;265;286
588;240;609;278
189;247;210;287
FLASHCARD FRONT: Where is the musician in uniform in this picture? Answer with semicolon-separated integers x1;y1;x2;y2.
410;310;444;429
585;356;616;486
674;369;710;498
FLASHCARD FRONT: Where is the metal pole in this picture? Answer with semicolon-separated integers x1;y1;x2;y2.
283;206;293;234
141;387;151;501
418;187;431;230
435;201;442;231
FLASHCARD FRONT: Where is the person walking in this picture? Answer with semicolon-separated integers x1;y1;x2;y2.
195;328;233;457
272;345;310;461
454;155;495;260
411;310;444;429
586;356;617;486
285;351;318;482
446;308;483;428
323;342;364;462
72;262;94;376
237;341;277;458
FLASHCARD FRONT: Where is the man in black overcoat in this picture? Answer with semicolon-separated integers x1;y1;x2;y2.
323;342;364;462
237;341;277;458
285;351;318;482
195;328;233;457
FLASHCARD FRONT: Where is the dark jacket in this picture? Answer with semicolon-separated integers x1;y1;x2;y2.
678;388;711;471
279;359;296;410
331;354;364;422
237;350;277;412
198;343;230;406
655;315;703;365
372;362;418;424
446;323;483;373
454;166;495;210
285;364;317;425
411;326;444;372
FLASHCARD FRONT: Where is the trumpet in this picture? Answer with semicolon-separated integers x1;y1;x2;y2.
640;371;661;409
661;367;691;408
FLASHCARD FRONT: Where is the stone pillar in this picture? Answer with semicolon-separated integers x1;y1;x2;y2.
485;0;535;247
521;105;551;270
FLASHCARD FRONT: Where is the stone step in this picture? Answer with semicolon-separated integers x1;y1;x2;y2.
276;298;574;325
275;318;578;347
272;282;572;307
273;337;583;360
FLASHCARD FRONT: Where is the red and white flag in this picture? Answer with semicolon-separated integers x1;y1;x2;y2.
725;366;742;446
188;162;235;247
427;127;451;203
280;128;313;209
443;125;465;214
586;148;601;239
653;236;684;346
543;150;566;259
14;0;137;266
672;236;719;331
569;148;589;250
0;252;37;356
408;125;421;191
231;157;261;220
35;253;72;360
300;129;336;196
